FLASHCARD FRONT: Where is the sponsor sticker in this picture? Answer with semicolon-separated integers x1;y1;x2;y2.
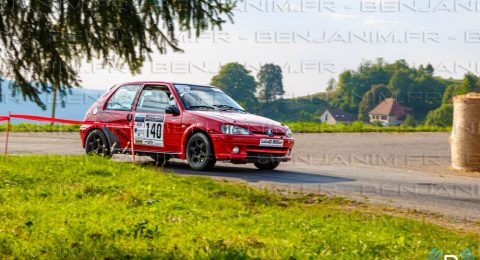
134;114;165;147
176;85;192;96
259;138;284;147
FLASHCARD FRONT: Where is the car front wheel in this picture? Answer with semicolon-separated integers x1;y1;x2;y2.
186;133;216;171
85;129;111;157
254;160;280;170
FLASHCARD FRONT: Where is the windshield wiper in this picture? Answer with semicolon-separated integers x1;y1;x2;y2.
213;105;246;112
188;105;215;110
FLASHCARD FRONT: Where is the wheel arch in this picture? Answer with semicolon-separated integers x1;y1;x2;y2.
180;127;214;159
83;127;111;149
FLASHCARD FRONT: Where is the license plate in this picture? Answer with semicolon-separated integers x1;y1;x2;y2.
259;138;284;147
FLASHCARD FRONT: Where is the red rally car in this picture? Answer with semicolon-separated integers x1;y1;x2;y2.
80;82;294;171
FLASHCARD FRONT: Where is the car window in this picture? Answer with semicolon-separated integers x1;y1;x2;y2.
105;85;141;111
136;85;176;113
174;84;245;112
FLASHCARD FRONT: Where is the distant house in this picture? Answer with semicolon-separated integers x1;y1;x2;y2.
369;98;412;126
320;108;356;125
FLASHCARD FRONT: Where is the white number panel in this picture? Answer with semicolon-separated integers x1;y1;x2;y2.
134;114;165;147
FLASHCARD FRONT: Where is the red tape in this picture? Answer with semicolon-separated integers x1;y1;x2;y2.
4;114;131;129
2;113;135;163
10;114;84;124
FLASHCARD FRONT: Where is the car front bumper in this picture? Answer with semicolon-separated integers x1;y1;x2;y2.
210;134;294;162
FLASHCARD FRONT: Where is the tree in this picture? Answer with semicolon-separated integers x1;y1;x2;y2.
388;70;414;102
438;74;478;109
257;64;284;102
403;115;416;126
331;59;391;115
425;73;479;127
0;0;235;119
412;73;444;112
326;78;337;93
331;59;451;122
210;63;257;108
425;104;453;127
425;64;434;75
458;73;479;94
357;84;391;122
442;84;461;104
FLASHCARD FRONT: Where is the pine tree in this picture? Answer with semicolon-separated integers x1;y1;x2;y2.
0;0;235;118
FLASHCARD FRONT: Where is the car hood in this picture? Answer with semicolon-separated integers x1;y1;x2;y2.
189;111;284;128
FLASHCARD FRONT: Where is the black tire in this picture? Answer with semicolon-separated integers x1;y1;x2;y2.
254;161;280;170
151;154;170;167
186;133;216;171
85;129;111;157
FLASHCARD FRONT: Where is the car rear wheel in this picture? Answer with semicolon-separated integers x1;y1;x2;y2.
85;129;111;157
186;133;216;171
254;160;280;170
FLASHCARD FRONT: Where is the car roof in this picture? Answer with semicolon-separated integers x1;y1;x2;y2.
116;81;214;88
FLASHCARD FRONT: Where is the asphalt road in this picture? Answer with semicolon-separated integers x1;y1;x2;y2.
2;132;480;221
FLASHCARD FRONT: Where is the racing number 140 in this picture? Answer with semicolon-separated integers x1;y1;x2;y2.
145;122;162;139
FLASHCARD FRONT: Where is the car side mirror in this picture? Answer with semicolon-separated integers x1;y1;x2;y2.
165;105;180;115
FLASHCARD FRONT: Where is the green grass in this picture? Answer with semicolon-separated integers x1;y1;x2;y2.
0;123;80;132
0;122;450;133
286;121;451;133
0;156;477;259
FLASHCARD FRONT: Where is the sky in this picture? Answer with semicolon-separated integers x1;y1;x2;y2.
78;0;480;98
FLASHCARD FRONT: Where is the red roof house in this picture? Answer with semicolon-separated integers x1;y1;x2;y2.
369;98;412;126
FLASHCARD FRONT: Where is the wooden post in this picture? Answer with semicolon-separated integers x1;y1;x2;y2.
4;111;11;156
130;122;136;164
51;84;58;126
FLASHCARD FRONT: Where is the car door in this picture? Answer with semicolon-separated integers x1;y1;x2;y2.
133;84;182;154
101;84;142;151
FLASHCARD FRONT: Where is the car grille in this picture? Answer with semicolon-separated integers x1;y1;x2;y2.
247;152;287;159
246;146;289;151
251;130;285;136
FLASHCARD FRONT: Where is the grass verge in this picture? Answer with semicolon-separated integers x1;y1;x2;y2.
286;121;451;133
0;156;477;258
0;123;80;132
0;122;450;133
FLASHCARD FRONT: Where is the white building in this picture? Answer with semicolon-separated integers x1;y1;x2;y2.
320;108;356;125
369;98;412;126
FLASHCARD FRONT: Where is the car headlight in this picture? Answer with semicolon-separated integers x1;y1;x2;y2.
221;125;251;135
285;128;293;138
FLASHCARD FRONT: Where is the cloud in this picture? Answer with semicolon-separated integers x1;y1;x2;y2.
328;13;358;20
363;17;402;26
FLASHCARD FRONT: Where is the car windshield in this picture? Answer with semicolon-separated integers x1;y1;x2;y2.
174;84;246;112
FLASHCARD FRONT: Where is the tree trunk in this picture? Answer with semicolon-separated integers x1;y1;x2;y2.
51;84;58;126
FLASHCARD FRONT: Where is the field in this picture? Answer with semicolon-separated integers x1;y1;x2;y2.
0;123;80;132
0;122;451;133
0;156;477;258
286;121;451;133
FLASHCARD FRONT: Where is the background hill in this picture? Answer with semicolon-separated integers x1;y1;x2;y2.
0;79;105;122
0;77;327;123
0;58;475;127
251;96;329;122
